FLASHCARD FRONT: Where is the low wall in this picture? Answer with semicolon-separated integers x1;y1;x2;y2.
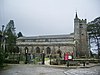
60;59;99;65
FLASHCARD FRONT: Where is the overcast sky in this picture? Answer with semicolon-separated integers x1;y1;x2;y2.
0;0;100;36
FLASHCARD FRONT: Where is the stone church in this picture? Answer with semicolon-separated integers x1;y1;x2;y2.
16;13;89;59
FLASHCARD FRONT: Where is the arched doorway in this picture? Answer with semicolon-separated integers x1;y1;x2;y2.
46;47;51;54
36;47;40;53
24;47;29;64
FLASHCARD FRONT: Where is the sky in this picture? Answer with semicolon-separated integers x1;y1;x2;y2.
0;0;100;36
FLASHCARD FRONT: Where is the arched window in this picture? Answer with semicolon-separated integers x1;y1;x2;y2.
46;47;51;54
36;47;40;53
24;47;28;53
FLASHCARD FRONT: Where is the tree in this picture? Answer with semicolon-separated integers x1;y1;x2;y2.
6;28;17;53
17;32;23;38
0;46;4;67
0;33;4;67
4;20;17;53
0;20;18;66
87;23;100;58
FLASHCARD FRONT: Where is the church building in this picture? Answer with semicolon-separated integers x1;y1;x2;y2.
16;13;89;59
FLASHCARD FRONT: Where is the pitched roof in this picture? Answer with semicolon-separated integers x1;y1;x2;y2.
17;34;74;40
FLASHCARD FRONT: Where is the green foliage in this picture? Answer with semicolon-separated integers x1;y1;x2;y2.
0;20;17;66
0;32;4;67
17;32;23;38
4;20;17;53
0;48;4;67
87;24;100;38
6;28;17;53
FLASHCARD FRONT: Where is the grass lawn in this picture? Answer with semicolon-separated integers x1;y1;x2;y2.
45;58;49;61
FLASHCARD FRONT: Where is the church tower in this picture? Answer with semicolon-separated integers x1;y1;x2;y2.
74;12;89;58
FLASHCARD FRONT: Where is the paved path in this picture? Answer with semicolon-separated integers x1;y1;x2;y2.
0;63;100;75
64;66;100;75
0;64;66;75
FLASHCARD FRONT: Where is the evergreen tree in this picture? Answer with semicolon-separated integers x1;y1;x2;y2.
6;28;16;53
17;32;23;38
0;20;17;66
4;20;17;53
0;33;4;67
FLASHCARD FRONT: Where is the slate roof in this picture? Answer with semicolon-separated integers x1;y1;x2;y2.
17;34;74;40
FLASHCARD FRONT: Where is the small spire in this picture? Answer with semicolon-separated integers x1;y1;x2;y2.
75;11;78;18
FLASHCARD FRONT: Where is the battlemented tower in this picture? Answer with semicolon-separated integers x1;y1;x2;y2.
74;12;89;58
